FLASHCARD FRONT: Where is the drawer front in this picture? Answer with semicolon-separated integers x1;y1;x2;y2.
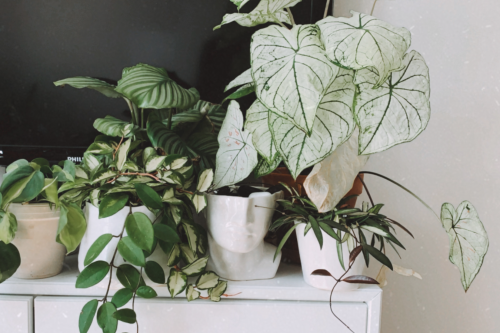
35;296;367;333
0;295;33;333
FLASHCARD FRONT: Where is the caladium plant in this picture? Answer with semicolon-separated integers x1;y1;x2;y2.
53;64;230;333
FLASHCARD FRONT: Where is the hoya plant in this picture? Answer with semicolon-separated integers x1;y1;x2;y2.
214;0;431;214
0;158;62;283
54;64;229;333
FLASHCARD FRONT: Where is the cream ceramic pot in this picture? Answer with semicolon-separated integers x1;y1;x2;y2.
9;203;66;279
295;223;365;291
205;191;283;281
80;204;170;288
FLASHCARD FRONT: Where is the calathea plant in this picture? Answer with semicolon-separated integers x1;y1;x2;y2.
214;0;430;214
54;64;229;333
0;158;63;283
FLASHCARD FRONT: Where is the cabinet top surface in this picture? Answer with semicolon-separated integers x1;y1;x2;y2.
0;255;381;303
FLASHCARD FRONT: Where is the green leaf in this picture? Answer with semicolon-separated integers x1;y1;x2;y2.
111;288;133;308
0;241;21;283
76;261;110;288
3;170;44;206
251;24;339;135
337;232;345;270
167;270;188;297
136;285;158;299
214;0;301;29
317;11;411;86
153;224;180;244
354;51;431;155
5;159;30;173
254;154;282;178
57;202;87;253
309;215;323;249
96;302;118;333
213;101;258;189
116;138;132;171
125;212;155;251
209;280;227;302
116;264;145;291
274;223;299;261
319;222;341;242
42;178;59;205
54;76;122;98
223;84;255;102
363;244;393;270
94;116;138;138
99;193;129;219
145;261;165;284
133;184;163;210
116;63;200;109
186;284;200;302
113;308;136;324
268;66;356;179
195;271;219;290
56;160;76;183
441;201;489;292
79;299;98;333
181;256;209;276
0;211;17;244
84;234;113;266
197;169;214;192
117;237;146;267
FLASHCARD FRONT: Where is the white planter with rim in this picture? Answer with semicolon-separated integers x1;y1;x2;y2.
9;203;66;279
79;204;170;288
295;223;365;291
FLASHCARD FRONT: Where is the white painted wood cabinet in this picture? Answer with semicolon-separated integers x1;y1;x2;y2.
0;256;382;333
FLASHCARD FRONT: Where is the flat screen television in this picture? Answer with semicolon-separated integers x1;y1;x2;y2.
0;0;326;165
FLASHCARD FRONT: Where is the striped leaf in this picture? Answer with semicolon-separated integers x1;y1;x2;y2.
94;116;138;138
251;24;338;135
317;11;411;87
186;133;219;170
270;67;356;179
354;51;431;155
148;120;195;157
116;63;200;109
53;77;123;98
172;101;227;134
213;101;258;189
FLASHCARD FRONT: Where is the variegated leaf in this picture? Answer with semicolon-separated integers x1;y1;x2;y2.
254;155;282;178
181;256;208;276
91;170;118;185
186;285;200;302
225;68;253;92
317;11;411;86
214;0;302;30
354;51;431;155
145;156;167;173
166;270;187;298
191;194;207;213
94;116;138;138
197;169;214;192
116;138;132;171
0;211;17;244
270;67;356;179
213;101;258;189
230;0;251;11
209;281;228;302
116;63;200;109
441;201;489;292
53;77;122;98
251;24;337;135
90;189;100;207
244;100;278;163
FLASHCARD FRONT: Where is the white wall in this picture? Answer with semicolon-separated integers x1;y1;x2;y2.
333;0;500;332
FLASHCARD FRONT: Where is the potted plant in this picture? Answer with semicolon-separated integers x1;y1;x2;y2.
0;158;67;280
53;63;229;333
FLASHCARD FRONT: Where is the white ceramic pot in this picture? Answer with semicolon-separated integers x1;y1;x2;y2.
80;204;170;288
206;191;283;281
295;223;365;291
8;203;66;279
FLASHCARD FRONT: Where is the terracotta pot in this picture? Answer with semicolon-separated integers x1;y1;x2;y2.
262;168;364;264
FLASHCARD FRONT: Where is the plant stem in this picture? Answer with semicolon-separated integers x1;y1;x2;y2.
113;136;125;161
328;262;356;333
141;108;144;129
286;8;295;25
167;108;174;130
357;175;374;207
272;13;288;29
323;0;332;18
371;0;378;15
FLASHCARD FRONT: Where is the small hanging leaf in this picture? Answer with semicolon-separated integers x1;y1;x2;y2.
154;224;180;244
309;215;323;249
191;193;207;213
76;261;110;289
363;244;393;270
145;261;165;284
349;245;363;266
196;169;214;192
166;243;181;266
0;241;21;283
96;302;118;333
57;202;87;253
186;284;200;302
125;212;155;251
111;288;133;308
167;270;188;298
99;193;129;219
311;269;333;277
181;256;209;277
180;243;198;265
274;224;299;262
84;233;113;266
342;275;379;284
79;299;98;333
113;308;136;324
117;237;146;267
441;201;489;292
116;264;145;291
209;280;228;302
196;271;219;290
136;285;158;299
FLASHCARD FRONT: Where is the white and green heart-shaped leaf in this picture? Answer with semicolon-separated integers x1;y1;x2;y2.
215;0;302;30
317;11;411;86
213;101;258;189
251;24;338;135
441;201;489;292
244;100;279;163
269;67;356;179
225;68;253;92
94;116;138;138
354;51;431;155
116;63;200;110
54;77;123;98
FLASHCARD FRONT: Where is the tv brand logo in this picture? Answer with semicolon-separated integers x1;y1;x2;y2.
67;157;83;163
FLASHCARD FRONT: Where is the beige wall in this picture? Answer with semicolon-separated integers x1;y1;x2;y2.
333;0;500;332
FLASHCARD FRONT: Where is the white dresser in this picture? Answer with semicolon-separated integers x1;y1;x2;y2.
0;256;382;333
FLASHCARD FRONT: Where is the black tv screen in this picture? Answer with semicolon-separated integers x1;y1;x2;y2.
0;0;326;164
